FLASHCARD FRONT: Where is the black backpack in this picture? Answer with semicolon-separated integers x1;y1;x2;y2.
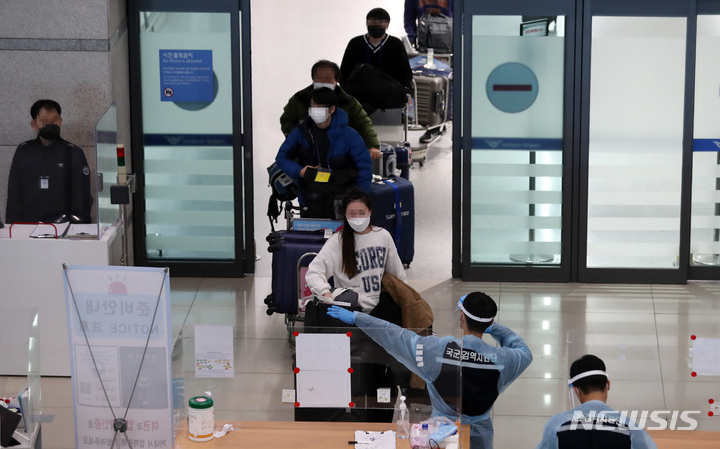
417;13;453;53
343;63;407;111
267;162;297;231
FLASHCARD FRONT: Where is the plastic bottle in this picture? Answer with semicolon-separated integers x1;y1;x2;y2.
419;423;431;449
395;396;409;439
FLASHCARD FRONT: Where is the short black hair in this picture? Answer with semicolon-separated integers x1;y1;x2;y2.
311;87;338;108
367;7;390;22
31;99;61;119
311;60;341;82
570;354;608;394
462;292;497;333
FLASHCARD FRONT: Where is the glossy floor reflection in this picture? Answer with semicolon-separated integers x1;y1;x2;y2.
6;279;718;449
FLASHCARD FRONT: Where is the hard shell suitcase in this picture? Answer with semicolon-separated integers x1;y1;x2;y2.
413;71;451;127
369;176;415;266
394;142;412;180
265;230;329;315
372;143;398;178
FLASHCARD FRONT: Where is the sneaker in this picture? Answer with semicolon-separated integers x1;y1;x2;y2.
419;129;434;143
419;126;442;143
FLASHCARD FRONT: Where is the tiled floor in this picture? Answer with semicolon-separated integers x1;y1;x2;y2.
3;279;720;449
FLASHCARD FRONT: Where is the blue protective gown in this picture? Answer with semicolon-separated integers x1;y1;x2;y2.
536;400;658;449
354;314;532;449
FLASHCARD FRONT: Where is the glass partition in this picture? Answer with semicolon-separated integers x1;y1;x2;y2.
139;12;235;260
469;15;565;265
171;323;465;447
95;103;121;236
690;15;720;266
586;17;686;268
0;308;42;444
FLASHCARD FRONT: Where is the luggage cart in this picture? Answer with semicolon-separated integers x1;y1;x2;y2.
369;92;416;172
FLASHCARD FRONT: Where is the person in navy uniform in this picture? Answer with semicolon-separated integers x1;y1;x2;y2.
328;291;533;449
6;99;92;224
536;354;657;449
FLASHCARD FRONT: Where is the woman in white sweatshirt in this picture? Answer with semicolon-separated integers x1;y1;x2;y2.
305;187;407;313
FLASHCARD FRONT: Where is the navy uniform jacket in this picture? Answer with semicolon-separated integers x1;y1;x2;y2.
6;138;92;223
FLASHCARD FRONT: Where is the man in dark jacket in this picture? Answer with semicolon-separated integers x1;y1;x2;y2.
280;60;381;160
6;99;92;224
275;88;372;219
340;8;413;114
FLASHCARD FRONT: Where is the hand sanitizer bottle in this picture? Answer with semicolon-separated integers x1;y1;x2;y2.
396;396;409;439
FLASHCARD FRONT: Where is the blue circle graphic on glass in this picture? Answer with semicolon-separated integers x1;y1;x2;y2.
486;62;539;113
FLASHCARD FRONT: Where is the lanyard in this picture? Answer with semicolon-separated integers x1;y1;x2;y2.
312;127;331;169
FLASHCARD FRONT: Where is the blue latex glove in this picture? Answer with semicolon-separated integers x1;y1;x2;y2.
327;306;357;325
484;323;495;334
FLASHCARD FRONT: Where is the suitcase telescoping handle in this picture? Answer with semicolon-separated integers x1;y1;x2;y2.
380;179;403;251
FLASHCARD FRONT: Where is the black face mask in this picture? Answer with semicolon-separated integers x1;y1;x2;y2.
367;26;386;39
38;124;61;141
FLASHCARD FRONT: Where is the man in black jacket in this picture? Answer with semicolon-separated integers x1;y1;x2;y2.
340;8;413;114
6;99;92;224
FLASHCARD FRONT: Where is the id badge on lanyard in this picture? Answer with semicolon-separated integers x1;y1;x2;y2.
314;167;332;183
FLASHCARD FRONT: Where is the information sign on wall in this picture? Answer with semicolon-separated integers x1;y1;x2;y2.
159;49;214;102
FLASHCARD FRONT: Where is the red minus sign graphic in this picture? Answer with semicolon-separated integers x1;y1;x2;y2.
493;84;532;91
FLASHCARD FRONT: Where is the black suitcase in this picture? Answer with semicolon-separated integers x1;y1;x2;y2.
369;176;415;266
264;231;329;315
296;294;408;423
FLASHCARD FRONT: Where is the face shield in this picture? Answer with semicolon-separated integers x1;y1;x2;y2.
452;294;495;330
567;370;609;408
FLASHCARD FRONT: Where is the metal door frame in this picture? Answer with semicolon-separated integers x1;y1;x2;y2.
127;0;254;277
454;0;578;282
455;0;704;283
688;0;720;280
576;0;696;283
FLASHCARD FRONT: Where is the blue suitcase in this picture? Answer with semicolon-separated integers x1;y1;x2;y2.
369;176;415;266
394;143;412;180
265;231;329;315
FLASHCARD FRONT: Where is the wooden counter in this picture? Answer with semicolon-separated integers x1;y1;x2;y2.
648;429;720;449
175;420;470;449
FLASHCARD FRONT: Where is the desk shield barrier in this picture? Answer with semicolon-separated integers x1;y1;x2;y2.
171;322;467;447
0;308;41;447
95;103;120;236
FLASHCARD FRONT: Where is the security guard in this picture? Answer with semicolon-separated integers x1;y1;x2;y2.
6;99;92;224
